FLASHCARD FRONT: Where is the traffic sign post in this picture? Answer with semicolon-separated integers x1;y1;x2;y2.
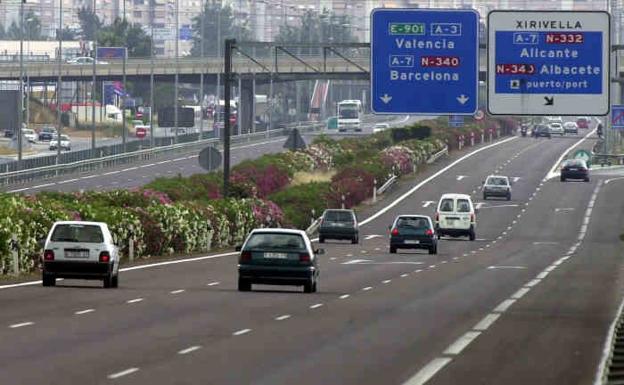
371;8;479;115
487;11;610;116
612;105;624;130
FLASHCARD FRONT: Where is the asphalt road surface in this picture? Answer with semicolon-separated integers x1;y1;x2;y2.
2;129;624;385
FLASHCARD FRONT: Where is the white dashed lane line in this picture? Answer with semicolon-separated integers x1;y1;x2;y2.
309;303;324;309
9;321;34;329
232;328;252;336
74;309;95;315
382;280;392;284
178;346;201;355
107;368;139;380
493;299;516;313
339;294;350;299
170;289;185;294
362;286;373;291
275;315;291;321
443;331;482;356
126;298;144;304
207;281;220;286
473;313;501;331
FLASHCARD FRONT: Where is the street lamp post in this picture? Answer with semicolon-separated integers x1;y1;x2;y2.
174;0;180;144
17;0;25;169
91;0;97;157
199;0;205;139
56;0;63;167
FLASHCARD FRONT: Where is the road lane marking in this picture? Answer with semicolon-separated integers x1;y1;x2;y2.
422;200;436;208
75;309;95;315
429;265;436;268
170;289;185;294
342;259;373;265
487;265;526;270
494;299;516;313
511;288;531;300
126;298;144;304
533;242;559;245
9;321;34;329
108;368;139;379
339;294;350;299
456;175;468;181
119;252;238;272
207;281;220;286
178;346;201;355
400;274;409;278
364;234;383;240
545;128;596;180
402;358;453;385
233;328;252;336
525;279;541;287
536;271;550;279
310;303;324;309
443;331;481;355
382;280;392;284
275;315;291;321
473;313;500;331
362;286;373;291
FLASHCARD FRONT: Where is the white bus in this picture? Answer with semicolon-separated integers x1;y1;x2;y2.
337;100;363;132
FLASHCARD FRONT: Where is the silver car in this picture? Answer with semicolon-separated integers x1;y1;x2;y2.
483;175;512;201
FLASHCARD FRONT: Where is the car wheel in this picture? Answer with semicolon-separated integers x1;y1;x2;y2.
390;246;397;254
238;277;251;292
304;278;314;293
103;273;113;288
312;276;318;293
560;176;566;182
469;229;476;241
42;273;55;287
318;236;325;244
585;177;590;182
428;245;437;255
506;193;511;201
351;235;358;244
111;275;119;288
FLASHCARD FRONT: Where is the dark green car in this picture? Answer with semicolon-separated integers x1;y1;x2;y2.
237;229;322;293
318;209;359;244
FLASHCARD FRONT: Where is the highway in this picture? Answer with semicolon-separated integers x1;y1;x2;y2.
4;115;416;194
2;130;623;385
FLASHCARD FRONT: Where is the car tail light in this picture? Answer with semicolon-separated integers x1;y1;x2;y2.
240;251;252;262
391;228;399;236
299;253;311;263
43;250;54;261
425;229;434;236
99;251;111;263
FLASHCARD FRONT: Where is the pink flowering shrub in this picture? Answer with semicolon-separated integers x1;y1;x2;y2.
380;146;415;175
328;167;375;208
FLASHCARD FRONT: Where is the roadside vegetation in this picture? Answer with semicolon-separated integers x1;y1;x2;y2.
0;115;516;276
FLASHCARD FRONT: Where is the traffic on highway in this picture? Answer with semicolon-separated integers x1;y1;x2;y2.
1;3;624;385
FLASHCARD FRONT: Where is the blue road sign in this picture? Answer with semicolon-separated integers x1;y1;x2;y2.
487;11;610;116
371;9;479;115
612;105;624;130
449;115;465;127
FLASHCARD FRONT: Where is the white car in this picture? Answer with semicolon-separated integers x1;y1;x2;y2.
67;56;108;65
42;221;120;288
49;134;71;151
483;175;512;201
435;193;477;241
549;122;564;136
21;128;37;143
373;123;390;133
563;122;578;135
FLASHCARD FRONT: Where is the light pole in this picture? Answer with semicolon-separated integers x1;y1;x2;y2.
174;0;179;144
56;0;63;166
91;0;97;157
17;0;25;169
150;8;155;148
199;0;205;139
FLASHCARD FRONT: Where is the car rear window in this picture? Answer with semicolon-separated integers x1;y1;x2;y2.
323;210;354;222
397;217;430;229
439;198;454;212
245;233;306;250
564;159;586;167
51;224;104;243
457;199;472;213
487;177;508;186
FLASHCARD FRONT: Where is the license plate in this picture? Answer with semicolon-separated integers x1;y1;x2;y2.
569;168;578;171
65;250;89;258
404;240;420;244
264;252;288;259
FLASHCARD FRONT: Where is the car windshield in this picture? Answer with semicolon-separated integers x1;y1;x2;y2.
324;210;354;222
397;217;430;229
51;224;104;243
439;198;454;212
457;199;471;213
487;177;508;186
245;233;306;250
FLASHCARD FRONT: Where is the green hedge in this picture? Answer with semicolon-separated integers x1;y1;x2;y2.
269;182;331;229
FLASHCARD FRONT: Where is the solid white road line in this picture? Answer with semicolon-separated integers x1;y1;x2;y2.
494;299;516;313
275;315;291;321
233;328;252;336
9;321;34;329
126;298;144;304
310;303;323;309
443;331;482;355
107;368;139;379
178;346;201;355
75;309;95;315
402;358;453;385
119;252;237;272
473;313;501;331
545;128;596;180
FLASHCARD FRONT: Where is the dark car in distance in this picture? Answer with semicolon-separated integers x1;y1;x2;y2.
533;124;551;138
560;159;590;182
318;209;359;244
38;126;57;141
389;215;437;254
237;229;321;293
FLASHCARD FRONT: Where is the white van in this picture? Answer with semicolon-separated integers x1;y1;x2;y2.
435;193;477;241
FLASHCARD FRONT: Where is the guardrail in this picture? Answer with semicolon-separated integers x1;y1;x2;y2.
0;123;323;189
427;146;449;164
592;153;624;167
306;217;322;237
376;175;397;196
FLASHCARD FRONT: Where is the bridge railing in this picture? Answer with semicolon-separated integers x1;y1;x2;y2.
0;122;323;190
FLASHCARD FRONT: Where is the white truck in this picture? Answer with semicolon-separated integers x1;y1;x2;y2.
337;100;363;133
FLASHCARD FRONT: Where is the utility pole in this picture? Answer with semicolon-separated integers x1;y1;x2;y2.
56;0;63;166
174;0;179;144
199;0;205;139
150;7;155;148
122;47;127;152
91;0;97;157
216;0;221;131
223;38;235;198
18;0;24;169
